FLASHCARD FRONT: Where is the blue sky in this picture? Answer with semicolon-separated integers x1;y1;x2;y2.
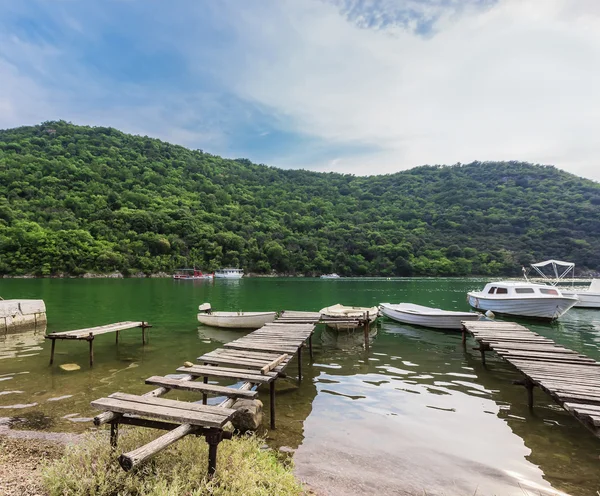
1;0;599;180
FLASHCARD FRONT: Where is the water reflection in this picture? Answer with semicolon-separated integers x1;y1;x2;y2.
0;322;47;360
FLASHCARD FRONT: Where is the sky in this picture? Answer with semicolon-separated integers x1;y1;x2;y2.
1;0;599;181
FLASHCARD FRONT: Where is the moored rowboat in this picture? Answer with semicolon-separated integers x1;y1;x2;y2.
319;304;379;330
197;303;276;329
379;302;480;330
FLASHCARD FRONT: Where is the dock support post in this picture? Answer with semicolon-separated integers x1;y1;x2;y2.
364;312;370;349
142;327;146;345
205;429;224;478
461;327;467;347
270;380;276;429
308;335;313;361
525;379;534;409
115;330;119;344
110;421;119;448
49;338;56;365
88;333;94;367
297;346;302;382
202;376;208;405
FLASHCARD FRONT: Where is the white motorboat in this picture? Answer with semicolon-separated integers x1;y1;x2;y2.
562;280;600;308
320;273;341;279
214;268;244;279
197;303;276;329
379;302;481;330
319;304;379;330
528;260;600;309
467;281;578;320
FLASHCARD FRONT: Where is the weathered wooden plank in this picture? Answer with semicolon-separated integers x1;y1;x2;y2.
108;392;234;417
91;398;229;428
176;365;275;383
198;356;287;371
261;354;288;374
224;342;298;353
203;349;283;360
145;376;258;399
48;321;147;338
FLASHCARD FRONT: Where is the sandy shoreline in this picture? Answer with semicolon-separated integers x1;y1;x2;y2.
0;429;81;496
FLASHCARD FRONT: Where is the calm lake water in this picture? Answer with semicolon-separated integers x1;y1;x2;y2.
1;277;600;495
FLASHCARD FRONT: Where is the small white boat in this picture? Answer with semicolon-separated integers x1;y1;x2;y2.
320;273;341;279
379;303;481;330
528;260;600;309
214;268;244;279
467;281;578;320
197;303;276;329
319;304;379;330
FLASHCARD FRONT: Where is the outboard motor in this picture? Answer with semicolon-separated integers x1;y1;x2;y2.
198;303;212;314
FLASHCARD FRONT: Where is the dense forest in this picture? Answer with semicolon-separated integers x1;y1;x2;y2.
0;122;599;277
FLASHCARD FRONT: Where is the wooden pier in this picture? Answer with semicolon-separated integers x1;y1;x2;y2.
462;320;600;437
90;310;353;476
46;321;151;366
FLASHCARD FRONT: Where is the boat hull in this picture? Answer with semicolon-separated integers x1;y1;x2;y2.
320;304;379;330
562;291;600;309
196;312;276;329
467;294;578;320
380;303;480;330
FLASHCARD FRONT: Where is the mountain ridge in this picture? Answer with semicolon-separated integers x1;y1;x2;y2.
1;121;599;276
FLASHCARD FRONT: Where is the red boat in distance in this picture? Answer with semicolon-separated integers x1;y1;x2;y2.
173;268;214;280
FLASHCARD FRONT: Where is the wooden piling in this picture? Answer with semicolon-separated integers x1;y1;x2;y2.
88;333;94;367
270;380;276;429
364;311;370;349
49;338;56;365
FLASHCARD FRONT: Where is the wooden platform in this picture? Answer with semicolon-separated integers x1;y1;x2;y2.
46;321;151;366
463;320;600;437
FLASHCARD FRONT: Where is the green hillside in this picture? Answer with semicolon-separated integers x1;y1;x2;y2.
1;121;599;277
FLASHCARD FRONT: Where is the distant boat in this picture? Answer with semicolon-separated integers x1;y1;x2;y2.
467;281;578;320
214;268;244;279
320;273;341;279
319;304;379;330
380;302;480;330
197;303;276;329
529;259;600;309
173;268;213;280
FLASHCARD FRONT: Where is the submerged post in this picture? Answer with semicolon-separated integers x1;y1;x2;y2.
297;346;303;382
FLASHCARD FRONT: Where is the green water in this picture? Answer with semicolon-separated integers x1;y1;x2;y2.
1;277;600;495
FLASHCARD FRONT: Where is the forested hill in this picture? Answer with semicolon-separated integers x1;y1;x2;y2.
1;121;599;277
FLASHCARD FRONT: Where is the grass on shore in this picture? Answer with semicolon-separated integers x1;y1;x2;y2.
42;428;306;496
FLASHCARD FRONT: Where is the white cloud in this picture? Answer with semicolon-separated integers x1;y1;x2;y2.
207;0;600;180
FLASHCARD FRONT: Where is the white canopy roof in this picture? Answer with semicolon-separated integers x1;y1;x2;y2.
530;260;575;282
531;260;574;268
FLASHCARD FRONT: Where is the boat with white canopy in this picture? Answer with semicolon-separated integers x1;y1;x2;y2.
467;281;578;320
528;260;600;308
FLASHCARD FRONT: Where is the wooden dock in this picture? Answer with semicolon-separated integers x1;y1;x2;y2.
90;310;338;475
462;320;600;437
46;321;151;366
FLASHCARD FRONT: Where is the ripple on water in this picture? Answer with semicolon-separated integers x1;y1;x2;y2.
0;403;38;409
